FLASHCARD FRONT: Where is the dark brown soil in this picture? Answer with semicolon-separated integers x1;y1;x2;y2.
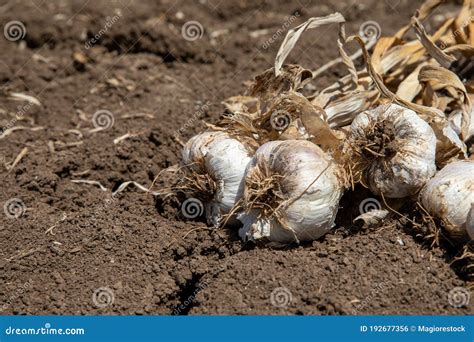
0;0;472;315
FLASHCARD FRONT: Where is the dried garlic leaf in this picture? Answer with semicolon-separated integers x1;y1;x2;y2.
453;0;472;44
372;37;401;74
431;120;467;167
350;35;443;119
248;65;313;106
325;90;379;128
222;96;260;115
396;63;425;101
412;15;456;68
274;13;345;75
419;65;472;140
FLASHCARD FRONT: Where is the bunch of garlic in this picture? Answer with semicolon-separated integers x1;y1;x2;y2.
181;131;255;227
420;160;474;240
345;103;437;198
237;140;344;244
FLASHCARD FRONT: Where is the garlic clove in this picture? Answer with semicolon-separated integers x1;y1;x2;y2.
238;140;343;244
420;160;474;239
182;131;255;226
346;103;437;198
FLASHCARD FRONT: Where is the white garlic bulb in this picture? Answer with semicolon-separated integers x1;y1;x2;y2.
238;140;343;244
346;103;437;198
420;160;474;239
182;131;255;227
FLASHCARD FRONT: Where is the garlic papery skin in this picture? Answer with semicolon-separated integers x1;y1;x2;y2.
449;109;474;143
467;204;474;240
345;103;437;198
420;160;474;239
238;140;343;244
182;131;255;227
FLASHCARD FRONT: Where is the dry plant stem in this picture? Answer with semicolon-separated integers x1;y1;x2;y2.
0;126;44;140
311;38;377;79
7;147;28;172
71;180;108;192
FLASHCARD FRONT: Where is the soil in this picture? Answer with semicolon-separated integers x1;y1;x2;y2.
0;0;472;315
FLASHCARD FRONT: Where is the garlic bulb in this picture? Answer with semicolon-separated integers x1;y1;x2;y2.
238;140;343;244
182;131;255;227
346;103;437;198
420;160;474;239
